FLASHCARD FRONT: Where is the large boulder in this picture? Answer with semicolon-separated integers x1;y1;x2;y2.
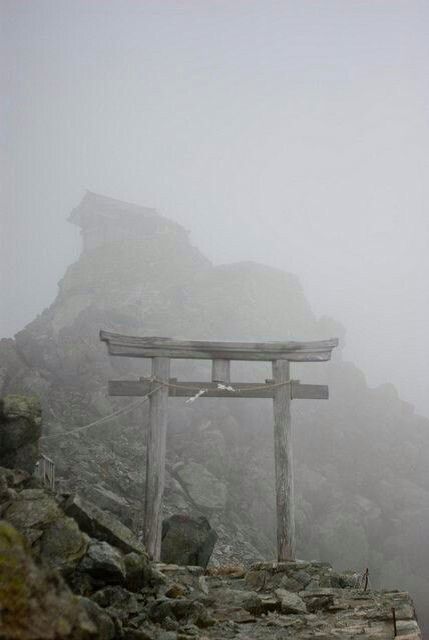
4;489;62;529
161;514;217;568
3;488;90;573
123;551;154;591
0;395;41;473
1;482;153;594
36;514;90;573
64;493;146;555
0;520;114;639
79;540;126;585
84;484;132;525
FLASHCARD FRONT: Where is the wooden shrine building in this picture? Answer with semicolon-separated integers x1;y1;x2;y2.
100;331;338;561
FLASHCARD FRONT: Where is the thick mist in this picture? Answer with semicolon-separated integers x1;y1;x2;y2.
2;0;429;416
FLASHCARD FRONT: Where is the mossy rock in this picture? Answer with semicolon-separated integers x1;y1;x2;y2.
36;516;90;573
0;520;113;639
0;395;42;424
4;493;61;530
0;395;42;473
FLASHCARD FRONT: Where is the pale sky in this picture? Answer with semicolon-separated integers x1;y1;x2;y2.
1;1;429;415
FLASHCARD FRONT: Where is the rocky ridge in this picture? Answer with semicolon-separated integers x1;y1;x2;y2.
1;194;429;630
0;464;421;639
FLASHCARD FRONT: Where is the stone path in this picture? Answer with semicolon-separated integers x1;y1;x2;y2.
149;560;422;640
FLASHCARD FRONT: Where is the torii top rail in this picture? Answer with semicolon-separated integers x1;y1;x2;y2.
100;330;338;561
100;332;337;361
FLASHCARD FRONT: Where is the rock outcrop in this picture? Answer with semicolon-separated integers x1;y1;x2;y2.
0;395;41;473
1;492;422;639
0;520;115;640
64;493;146;556
0;466;153;599
0;409;422;638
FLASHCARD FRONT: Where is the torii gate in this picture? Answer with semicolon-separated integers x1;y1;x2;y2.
100;330;338;561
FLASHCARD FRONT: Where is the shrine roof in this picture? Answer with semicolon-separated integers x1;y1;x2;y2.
68;191;182;231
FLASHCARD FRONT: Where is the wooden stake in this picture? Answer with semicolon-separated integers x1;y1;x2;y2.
364;568;369;591
272;359;295;560
144;357;170;560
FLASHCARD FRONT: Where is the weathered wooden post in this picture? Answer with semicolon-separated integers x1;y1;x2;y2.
212;359;231;384
144;356;170;559
272;359;295;560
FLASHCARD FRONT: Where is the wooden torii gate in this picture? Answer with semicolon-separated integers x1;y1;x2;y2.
100;330;338;561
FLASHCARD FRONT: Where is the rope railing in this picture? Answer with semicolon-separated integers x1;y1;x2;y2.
40;386;163;442
149;376;293;393
38;378;291;441
145;376;293;403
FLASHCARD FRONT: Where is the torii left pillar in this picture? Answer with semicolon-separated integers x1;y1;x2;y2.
144;356;170;560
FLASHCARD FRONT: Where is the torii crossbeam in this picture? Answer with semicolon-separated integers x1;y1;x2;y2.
100;330;338;561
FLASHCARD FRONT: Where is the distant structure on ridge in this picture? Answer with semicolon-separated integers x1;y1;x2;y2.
68;190;186;254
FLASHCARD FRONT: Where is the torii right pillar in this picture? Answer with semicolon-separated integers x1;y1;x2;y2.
272;359;295;560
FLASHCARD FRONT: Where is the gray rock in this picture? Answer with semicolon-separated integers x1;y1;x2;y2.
301;589;335;612
122;629;158;640
0;395;41;472
80;540;126;584
148;597;213;628
91;585;140;613
243;592;280;614
0;466;31;489
36;515;89;572
274;588;307;614
4;491;62;529
64;493;146;555
293;569;312;588
85;483;132;524
3;484;91;575
124;551;152;591
161;514;217;568
210;587;260;609
176;462;227;510
78;596;116;639
0;520;111;639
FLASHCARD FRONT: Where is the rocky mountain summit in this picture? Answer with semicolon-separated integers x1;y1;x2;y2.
1;193;429;632
0;461;421;639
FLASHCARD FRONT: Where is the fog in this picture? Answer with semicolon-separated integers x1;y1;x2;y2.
2;0;429;416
